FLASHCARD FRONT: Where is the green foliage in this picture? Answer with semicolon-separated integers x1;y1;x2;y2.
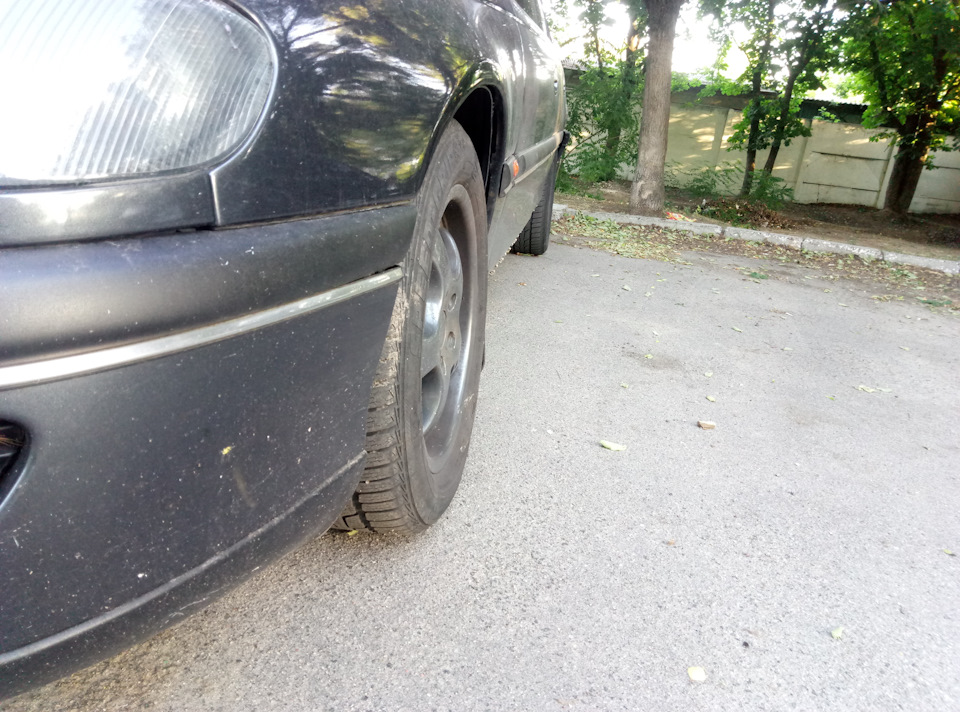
688;163;742;198
843;0;959;210
662;160;684;191
726;97;776;151
671;70;747;100
666;161;741;197
665;159;792;210
555;164;578;194
816;107;841;124
555;167;604;199
705;0;842;186
845;0;960;153
561;212;638;242
547;0;570;37
561;0;646;185
555;212;689;263
564;63;641;183
578;0;618;66
749;171;793;208
727;96;812;154
824;73;863;102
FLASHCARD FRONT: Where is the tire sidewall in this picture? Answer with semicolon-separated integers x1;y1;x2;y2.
397;122;488;527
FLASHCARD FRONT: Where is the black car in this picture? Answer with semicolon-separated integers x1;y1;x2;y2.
0;0;566;697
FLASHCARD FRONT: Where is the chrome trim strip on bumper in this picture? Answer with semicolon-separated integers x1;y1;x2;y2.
0;268;402;391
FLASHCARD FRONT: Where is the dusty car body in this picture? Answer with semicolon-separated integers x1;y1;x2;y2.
0;0;565;697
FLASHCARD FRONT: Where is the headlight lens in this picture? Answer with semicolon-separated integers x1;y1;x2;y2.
0;0;274;186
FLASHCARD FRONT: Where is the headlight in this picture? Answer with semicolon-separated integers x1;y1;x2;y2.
0;0;274;186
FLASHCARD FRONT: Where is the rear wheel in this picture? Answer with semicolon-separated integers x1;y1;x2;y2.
511;154;559;256
337;121;487;534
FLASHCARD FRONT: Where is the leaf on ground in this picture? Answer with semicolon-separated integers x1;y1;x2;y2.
732;327;743;333
783;347;793;351
688;667;707;682
856;385;876;393
591;273;600;277
645;292;653;297
944;549;956;557
347;530;360;537
704;371;713;377
600;440;626;451
900;346;911;351
620;383;630;389
622;285;632;291
706;395;716;402
831;626;844;640
748;272;768;280
644;354;653;359
877;387;892;393
698;421;716;430
823;289;832;293
554;320;563;323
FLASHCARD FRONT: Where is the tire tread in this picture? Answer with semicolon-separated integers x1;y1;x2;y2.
511;155;558;256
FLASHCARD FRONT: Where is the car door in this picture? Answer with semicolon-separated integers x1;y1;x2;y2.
485;0;566;265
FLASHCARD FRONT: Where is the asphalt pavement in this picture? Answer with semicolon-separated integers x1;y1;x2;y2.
9;242;960;712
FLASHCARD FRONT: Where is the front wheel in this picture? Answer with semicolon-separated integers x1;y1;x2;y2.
336;121;487;534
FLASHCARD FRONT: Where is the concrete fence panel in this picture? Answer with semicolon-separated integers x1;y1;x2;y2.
595;92;959;213
801;152;889;193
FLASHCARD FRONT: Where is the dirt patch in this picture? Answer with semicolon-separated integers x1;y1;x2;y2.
556;180;960;262
551;212;960;316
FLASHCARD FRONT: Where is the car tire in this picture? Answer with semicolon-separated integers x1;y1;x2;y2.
511;153;559;256
336;121;487;534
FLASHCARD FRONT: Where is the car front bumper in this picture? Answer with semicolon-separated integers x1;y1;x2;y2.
0;203;414;697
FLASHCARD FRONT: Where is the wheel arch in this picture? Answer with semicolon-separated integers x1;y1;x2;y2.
453;84;505;226
418;63;507;229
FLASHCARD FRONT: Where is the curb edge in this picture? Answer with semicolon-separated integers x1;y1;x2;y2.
553;204;960;276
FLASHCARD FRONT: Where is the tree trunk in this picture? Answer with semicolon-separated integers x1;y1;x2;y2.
630;0;685;215
762;64;802;176
739;0;775;197
761;85;795;175
739;94;762;197
884;131;930;215
763;19;819;177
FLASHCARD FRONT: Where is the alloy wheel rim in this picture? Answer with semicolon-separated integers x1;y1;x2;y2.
421;225;463;434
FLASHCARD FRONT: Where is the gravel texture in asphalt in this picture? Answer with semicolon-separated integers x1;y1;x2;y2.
9;243;960;711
